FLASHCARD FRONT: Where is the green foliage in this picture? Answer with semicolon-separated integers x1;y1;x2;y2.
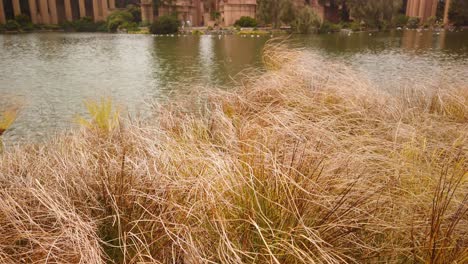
96;22;108;32
393;14;409;27
258;0;301;28
0;109;17;136
65;17;107;32
150;15;180;34
279;0;296;25
77;98;119;134
407;17;420;29
43;24;62;30
192;29;204;35
319;21;342;33
126;4;141;23
349;21;361;31
210;11;221;21
256;0;280;27
107;10;134;32
293;6;320;34
234;16;258;27
0;109;18;153
4;20;20;31
346;0;402;29
120;21;139;32
14;14;31;27
424;16;437;28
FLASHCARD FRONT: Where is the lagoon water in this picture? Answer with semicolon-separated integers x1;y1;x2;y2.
1;30;467;145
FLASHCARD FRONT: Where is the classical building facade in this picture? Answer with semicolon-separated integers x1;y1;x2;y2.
1;0;344;27
406;0;438;22
219;0;256;26
406;0;452;24
309;0;341;23
141;0;256;27
141;0;337;26
0;0;116;24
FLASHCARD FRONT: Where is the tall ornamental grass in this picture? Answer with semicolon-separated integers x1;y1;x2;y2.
0;41;466;263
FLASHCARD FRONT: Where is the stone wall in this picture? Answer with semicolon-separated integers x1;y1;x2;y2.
219;0;256;26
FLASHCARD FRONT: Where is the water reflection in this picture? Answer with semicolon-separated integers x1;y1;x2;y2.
0;31;466;145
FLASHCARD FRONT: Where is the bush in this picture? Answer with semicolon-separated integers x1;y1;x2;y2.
210;11;221;21
14;14;30;26
126;4;141;23
4;20;20;31
424;16;437;28
192;29;203;35
393;14;409;27
107;10;134;32
150;15;180;34
349;21;361;31
293;6;320;34
70;17;106;32
119;21;139;32
234;16;258;28
42;24;62;30
319;21;341;33
407;17;420;29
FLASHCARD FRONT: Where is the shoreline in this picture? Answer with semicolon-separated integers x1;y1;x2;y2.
1;26;465;36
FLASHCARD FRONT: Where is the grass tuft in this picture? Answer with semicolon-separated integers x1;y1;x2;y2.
0;43;467;263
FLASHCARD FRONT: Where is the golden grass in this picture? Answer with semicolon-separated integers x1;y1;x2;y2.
76;98;120;135
0;41;467;263
0;109;17;136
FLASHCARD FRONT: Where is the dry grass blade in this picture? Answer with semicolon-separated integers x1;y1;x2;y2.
0;42;467;264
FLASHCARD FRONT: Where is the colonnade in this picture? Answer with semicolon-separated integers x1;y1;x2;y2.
0;0;116;24
406;0;452;25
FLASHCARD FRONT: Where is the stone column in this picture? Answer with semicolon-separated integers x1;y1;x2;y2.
443;0;451;26
101;0;108;20
39;0;50;24
64;0;73;21
418;0;426;21
413;0;420;17
141;0;153;23
92;0;100;21
410;0;417;17
0;0;6;24
431;0;438;18
405;0;411;16
79;0;86;18
13;0;21;16
48;0;58;24
28;0;38;23
109;0;115;9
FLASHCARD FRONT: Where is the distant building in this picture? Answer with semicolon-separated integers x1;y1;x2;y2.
141;0;256;27
406;0;452;25
309;0;341;23
1;0;339;27
219;0;256;26
406;0;438;22
0;0;116;24
141;0;340;26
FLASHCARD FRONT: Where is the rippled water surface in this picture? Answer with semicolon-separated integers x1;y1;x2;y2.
1;30;467;144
